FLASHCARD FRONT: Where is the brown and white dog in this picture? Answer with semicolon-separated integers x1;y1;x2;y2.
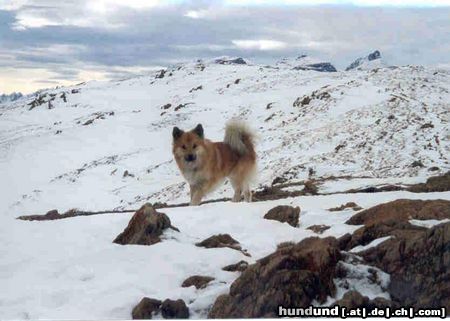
172;120;256;205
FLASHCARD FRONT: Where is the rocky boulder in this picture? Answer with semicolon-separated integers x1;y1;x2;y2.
333;290;398;309
346;199;450;226
362;222;450;310
181;275;214;289
341;199;450;311
263;205;300;227
196;234;250;256
113;203;179;245
161;299;189;319
208;237;341;318
222;260;249;272
132;297;162;319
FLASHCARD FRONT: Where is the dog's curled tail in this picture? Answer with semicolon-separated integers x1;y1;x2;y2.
224;119;256;157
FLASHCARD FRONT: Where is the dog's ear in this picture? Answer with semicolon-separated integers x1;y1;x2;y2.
172;127;183;140
193;124;204;138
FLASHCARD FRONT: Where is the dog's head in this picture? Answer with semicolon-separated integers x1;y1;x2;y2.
172;124;205;168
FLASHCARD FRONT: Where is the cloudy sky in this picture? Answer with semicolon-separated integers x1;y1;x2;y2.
0;0;449;94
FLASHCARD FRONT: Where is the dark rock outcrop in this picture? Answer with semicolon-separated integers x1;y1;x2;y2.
196;234;249;256
161;299;189;319
346;199;450;226
361;222;450;310
215;57;247;65
307;224;330;234
293;62;337;72
263;205;300;227
342;199;450;310
113;203;178;245
333;291;398;309
328;202;362;212
222;260;249;272
132;297;162;319
208;237;341;318
408;171;450;192
181;275;214;289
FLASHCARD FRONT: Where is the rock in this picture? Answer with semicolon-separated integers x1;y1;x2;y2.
222;260;249;272
293;62;337;72
329;202;362;212
123;170;135;178
293;95;311;107
302;180;318;195
411;160;424;168
343;199;450;310
17;209;61;221
132;297;162;319
161;299;189;319
161;103;172;110
113;203;178;245
408;171;450;192
214;57;247;65
196;234;250;256
346;199;450;226
333;291;398;309
181;275;214;289
362;222;450;310
208;237;341;318
420;122;434;129
263;205;300;227
307;224;330;234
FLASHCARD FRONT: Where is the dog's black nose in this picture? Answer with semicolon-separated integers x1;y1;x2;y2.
185;154;196;162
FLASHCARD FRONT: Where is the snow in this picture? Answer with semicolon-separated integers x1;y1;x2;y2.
1;58;450;318
409;218;450;228
349;236;393;253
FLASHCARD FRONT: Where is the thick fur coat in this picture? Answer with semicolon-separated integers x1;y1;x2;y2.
172;120;256;205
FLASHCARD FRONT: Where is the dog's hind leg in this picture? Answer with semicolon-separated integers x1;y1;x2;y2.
229;177;242;202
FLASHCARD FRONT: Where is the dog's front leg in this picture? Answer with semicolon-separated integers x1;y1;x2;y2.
190;184;204;206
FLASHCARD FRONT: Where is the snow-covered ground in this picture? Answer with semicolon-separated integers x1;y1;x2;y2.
1;57;449;319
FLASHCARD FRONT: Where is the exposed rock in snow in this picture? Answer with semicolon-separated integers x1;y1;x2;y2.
213;57;247;65
208;237;341;318
328;202;362;212
195;234;250;256
222;260;249;272
113;203;178;245
181;275;215;289
346;199;450;226
294;62;337;72
345;50;386;71
263;205;300;227
132;297;162;319
307;224;330;234
333;290;398;309
161;299;190;319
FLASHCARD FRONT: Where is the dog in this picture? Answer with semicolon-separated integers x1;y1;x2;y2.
172;120;256;205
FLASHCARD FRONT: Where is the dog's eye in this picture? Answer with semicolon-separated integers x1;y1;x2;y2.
193;144;197;149
182;145;186;149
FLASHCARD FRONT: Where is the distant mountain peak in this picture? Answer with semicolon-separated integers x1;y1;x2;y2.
346;50;384;71
0;92;23;104
213;57;248;65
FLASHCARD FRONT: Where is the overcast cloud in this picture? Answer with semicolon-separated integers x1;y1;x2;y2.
0;0;449;93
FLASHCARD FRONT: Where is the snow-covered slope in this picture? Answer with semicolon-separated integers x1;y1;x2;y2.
0;57;449;319
1;59;448;213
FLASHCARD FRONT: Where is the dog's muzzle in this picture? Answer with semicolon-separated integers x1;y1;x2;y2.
184;154;196;162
